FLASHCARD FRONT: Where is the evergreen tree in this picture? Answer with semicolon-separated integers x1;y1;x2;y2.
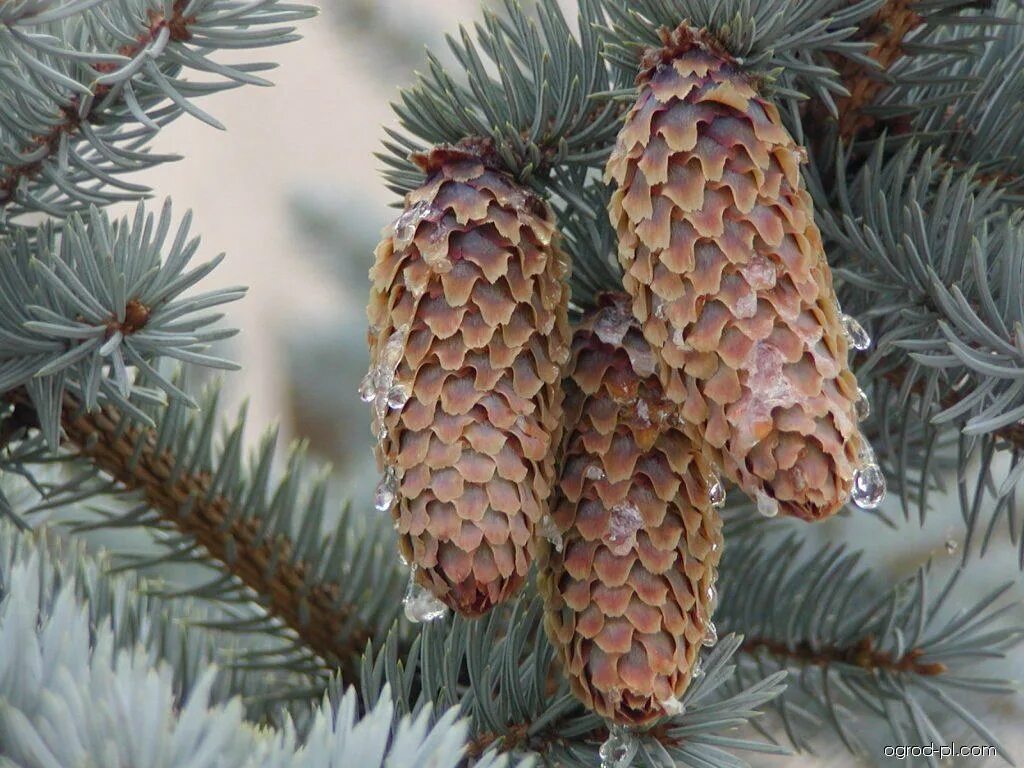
1;0;1023;766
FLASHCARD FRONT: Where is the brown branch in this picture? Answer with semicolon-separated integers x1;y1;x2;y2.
742;635;947;676
6;389;372;680
832;0;925;141
880;365;1024;451
0;0;196;207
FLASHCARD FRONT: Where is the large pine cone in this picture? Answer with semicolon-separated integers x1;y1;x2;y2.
367;147;570;616
539;293;722;725
606;26;864;521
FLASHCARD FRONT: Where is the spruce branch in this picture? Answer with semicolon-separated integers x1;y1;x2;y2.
0;0;314;220
718;531;1024;759
0;523;521;767
0;201;244;447
0;0;195;207
360;594;789;768
2;383;405;689
51;393;380;680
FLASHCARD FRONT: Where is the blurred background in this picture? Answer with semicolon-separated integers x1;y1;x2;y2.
120;1;1023;764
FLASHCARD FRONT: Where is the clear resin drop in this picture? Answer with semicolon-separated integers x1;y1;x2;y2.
691;656;704;680
599;725;635;768
755;490;779;518
538;513;564;553
386;384;409;410
702;620;718;648
854;388;871;421
708;475;726;509
584;464;606;481
841;314;871;351
373;467;398;512
661;696;685;717
852;462;886;509
707;584;719;612
358;371;377;403
403;572;448;623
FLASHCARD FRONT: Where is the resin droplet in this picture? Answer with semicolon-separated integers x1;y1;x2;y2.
652;295;668;320
841;314;871;351
755;490;779;518
852;462;886;510
392;200;435;251
702;620;718;648
386;384;409;410
599;725;635;768
374;467;398;512
605;502;643;555
945;539;959;555
538;513;564;553
691;656;704;680
707;584;719;612
358;371;376;403
854;387;871;421
403;572;448;623
584;464;606;481
661;696;685;717
708;476;726;509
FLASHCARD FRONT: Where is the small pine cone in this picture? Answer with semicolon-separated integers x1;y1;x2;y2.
539;293;722;725
606;25;864;521
367;146;571;617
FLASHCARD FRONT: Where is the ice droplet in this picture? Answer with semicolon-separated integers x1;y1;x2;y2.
374;467;398;512
392;200;435;251
708;476;726;509
691;656;704;679
386;384;409;410
599;725;635;768
538;513;564;553
585;464;606;481
852;460;886;510
702;620;718;648
594;303;633;347
358;371;377;403
636;398;651;426
706;584;719;612
945;539;959;555
733;291;757;319
841;314;871;351
671;327;691;352
606;502;643;555
652;295;668;320
403;570;448;623
755;490;779;518
661;696;686;716
854;387;871;421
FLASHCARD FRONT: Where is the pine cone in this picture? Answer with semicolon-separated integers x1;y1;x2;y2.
539;293;722;725
606;26;864;521
366;147;570;617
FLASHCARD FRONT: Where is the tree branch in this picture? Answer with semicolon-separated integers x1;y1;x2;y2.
0;0;195;206
880;366;1024;451
23;390;372;681
832;0;925;141
742;635;947;676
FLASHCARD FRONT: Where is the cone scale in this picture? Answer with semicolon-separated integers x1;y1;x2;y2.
539;294;722;726
607;26;865;521
367;146;570;616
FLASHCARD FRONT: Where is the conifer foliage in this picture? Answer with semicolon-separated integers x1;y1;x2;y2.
1;0;1024;766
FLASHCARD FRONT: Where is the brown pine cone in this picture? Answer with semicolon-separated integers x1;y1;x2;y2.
366;146;571;617
606;25;865;521
539;293;723;725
